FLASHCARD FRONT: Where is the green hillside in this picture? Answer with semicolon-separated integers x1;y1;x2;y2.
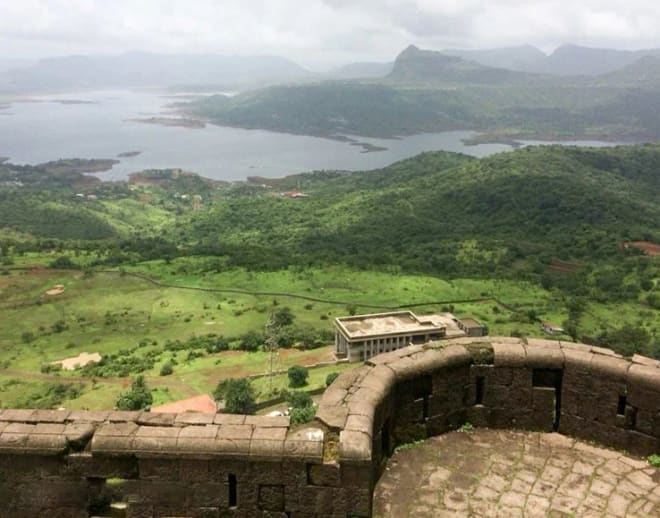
186;145;659;272
184;46;660;140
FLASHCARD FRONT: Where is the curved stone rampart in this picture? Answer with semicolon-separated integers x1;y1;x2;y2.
316;337;660;516
0;338;658;517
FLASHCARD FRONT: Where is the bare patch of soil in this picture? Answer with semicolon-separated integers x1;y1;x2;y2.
53;351;102;370
624;241;660;256
547;259;579;273
45;284;65;296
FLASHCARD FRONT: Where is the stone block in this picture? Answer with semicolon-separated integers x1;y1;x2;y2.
213;413;246;425
245;415;290;428
315;403;348;430
175;412;216;426
67;453;138;479
25;432;68;455
345;400;375;421
531;387;556;431
250;427;286;459
591;354;630;382
628;364;660;392
524;343;564;369
139;458;180;480
30;410;71;423
133;426;181;456
180;458;214;482
493;341;526;367
465;405;491;428
258;484;285;511
190;507;221;518
307;462;340;487
66;410;110;423
283;428;323;462
136;412;176;427
0;409;36;422
344;414;373;438
107;411;141;422
187;482;228;507
339;430;371;462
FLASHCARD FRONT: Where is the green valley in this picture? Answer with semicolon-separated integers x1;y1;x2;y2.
0;144;658;410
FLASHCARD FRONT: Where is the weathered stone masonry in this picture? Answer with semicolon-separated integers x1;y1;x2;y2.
0;337;658;517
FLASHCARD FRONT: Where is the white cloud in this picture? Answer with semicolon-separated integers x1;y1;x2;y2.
2;0;660;68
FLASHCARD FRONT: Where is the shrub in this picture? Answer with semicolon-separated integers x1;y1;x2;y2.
290;405;316;424
285;390;315;424
159;362;174;376
40;363;62;374
115;375;152;410
239;331;265;352
325;372;339;387
648;454;660;468
287;365;309;388
48;256;80;269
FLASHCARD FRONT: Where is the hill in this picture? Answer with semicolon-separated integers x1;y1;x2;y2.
441;44;660;77
385;45;542;86
184;44;660;140
533;44;660;76
440;45;546;72
185;145;660;276
328;61;393;80
0;52;313;94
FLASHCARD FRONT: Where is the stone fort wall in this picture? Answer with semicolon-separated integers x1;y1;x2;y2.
0;337;658;517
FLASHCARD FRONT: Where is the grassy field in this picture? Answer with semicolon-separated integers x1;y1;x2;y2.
0;258;657;410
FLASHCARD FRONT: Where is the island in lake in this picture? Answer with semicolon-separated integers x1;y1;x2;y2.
128;117;206;129
327;135;388;153
36;158;119;175
52;99;98;105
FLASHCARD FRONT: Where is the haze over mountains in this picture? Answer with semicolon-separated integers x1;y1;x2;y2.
0;52;313;93
4;43;660;94
184;43;660;141
442;44;660;76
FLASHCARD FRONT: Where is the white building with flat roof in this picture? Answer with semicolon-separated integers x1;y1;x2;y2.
334;310;470;362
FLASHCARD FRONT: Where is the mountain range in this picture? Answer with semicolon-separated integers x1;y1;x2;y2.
0;52;313;93
5;44;660;94
185;44;660;140
441;44;660;76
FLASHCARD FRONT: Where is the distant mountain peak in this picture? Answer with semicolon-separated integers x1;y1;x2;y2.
389;44;521;86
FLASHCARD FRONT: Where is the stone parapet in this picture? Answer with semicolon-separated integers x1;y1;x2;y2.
0;337;658;517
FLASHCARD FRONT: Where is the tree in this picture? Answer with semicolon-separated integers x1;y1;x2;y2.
288;365;309;388
239;331;264;352
219;378;256;415
116;375;153;410
272;307;294;328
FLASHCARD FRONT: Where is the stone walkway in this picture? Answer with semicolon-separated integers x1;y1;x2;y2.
373;429;660;517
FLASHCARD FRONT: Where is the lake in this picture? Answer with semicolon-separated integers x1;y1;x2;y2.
0;90;622;181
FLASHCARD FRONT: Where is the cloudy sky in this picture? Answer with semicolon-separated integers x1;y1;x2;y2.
3;0;660;69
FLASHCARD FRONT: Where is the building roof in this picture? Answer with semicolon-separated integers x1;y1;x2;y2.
334;311;457;340
151;394;217;414
459;317;483;328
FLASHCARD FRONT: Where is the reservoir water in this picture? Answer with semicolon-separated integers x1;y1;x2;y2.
0;90;621;181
